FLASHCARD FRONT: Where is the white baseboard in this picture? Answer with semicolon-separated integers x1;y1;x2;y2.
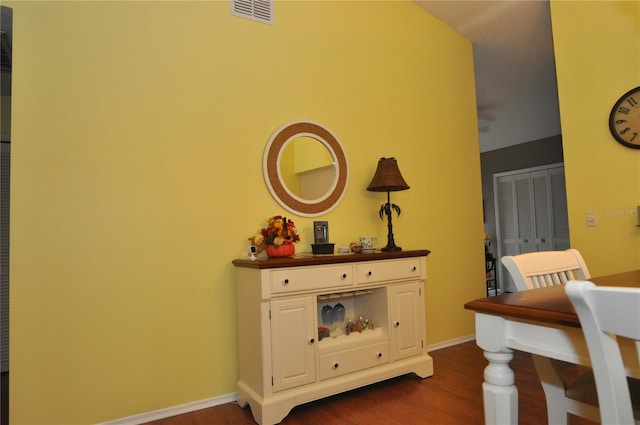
98;392;237;425
100;337;476;424
427;334;475;352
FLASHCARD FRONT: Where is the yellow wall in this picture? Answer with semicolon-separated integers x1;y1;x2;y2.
551;0;640;276
293;136;333;173
7;1;483;423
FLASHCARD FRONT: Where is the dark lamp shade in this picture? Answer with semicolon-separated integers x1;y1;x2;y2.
366;157;410;192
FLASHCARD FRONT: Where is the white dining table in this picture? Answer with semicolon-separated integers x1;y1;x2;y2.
464;270;640;424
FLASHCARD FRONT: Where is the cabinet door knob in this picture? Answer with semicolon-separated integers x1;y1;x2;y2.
309;338;315;344
540;238;546;243
395;321;400;327
367;271;372;277
341;273;347;279
377;352;383;358
411;266;417;272
283;278;289;284
333;363;339;369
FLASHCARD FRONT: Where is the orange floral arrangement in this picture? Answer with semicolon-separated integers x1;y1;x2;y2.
248;215;300;252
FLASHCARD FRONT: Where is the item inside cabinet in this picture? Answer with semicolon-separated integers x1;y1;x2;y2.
317;287;386;341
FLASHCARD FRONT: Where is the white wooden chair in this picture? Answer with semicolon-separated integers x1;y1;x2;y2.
500;249;600;423
566;281;640;424
501;248;590;291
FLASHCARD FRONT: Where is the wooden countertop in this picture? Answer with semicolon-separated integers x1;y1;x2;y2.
232;249;431;269
464;269;640;328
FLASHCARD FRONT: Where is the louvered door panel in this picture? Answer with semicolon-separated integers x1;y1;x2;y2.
515;174;535;253
532;170;553;251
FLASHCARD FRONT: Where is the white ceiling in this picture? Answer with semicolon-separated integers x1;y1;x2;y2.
414;0;561;152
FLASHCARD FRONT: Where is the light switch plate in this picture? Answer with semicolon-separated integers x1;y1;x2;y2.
586;211;598;227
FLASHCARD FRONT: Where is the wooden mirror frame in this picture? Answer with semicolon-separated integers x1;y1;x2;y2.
263;121;349;217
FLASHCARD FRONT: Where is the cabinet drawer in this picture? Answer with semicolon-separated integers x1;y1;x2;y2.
356;258;422;284
318;341;389;380
271;265;353;294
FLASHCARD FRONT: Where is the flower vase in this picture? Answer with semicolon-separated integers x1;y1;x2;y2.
266;244;295;258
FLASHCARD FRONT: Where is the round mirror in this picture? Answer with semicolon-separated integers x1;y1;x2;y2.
263;121;349;217
280;136;335;199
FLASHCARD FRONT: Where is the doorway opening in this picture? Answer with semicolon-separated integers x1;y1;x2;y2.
493;163;569;292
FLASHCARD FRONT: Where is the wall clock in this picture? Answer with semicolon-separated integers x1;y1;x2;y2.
609;86;640;149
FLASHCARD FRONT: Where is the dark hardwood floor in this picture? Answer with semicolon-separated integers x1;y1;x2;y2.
144;341;597;425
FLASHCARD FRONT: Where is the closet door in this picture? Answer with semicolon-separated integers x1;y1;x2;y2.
531;170;553;252
494;174;533;257
494;164;569;292
515;173;535;253
549;167;570;250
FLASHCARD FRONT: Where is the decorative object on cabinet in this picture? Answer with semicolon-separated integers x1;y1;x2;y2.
266;244;295;258
347;238;380;255
359;236;377;249
367;157;410;252
608;86;640;149
263;121;349;217
313;221;329;244
333;302;345;321
311;220;335;254
248;215;300;257
248;245;258;261
317;327;330;340
311;243;335;255
321;304;335;325
233;250;432;425
311;221;336;255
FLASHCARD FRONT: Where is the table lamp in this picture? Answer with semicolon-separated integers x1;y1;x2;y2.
366;157;410;252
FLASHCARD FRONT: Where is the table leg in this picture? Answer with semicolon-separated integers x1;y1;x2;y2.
482;350;518;424
531;355;568;425
475;313;518;424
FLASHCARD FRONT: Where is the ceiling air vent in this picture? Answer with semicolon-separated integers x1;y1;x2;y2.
231;0;273;25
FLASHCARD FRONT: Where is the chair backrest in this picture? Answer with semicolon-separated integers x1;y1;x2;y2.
501;249;590;291
566;281;640;425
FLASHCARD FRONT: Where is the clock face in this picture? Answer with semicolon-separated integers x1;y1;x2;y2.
609;86;640;149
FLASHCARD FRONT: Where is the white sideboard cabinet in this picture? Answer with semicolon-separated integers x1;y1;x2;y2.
232;250;433;424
